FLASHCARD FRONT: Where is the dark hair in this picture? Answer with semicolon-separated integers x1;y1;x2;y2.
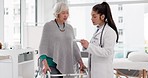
92;2;119;42
0;42;2;49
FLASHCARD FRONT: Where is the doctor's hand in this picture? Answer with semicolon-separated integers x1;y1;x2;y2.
80;39;89;49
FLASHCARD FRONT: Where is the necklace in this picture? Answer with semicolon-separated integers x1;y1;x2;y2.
55;19;65;32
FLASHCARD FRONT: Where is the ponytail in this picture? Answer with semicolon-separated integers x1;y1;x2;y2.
93;2;119;43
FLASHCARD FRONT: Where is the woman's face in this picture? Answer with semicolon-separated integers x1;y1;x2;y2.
91;10;104;26
58;10;69;22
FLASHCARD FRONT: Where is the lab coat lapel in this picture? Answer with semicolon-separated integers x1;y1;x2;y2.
92;27;103;37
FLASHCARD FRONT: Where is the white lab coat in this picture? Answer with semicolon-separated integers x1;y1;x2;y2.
85;24;117;78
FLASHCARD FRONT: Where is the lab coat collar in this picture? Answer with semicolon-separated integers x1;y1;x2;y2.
94;26;104;35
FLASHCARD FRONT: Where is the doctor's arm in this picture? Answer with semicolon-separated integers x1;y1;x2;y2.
81;31;117;57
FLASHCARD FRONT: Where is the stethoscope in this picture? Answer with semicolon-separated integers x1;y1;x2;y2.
91;22;106;48
88;23;106;71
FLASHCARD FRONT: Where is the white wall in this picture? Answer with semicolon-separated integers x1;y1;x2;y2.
23;0;57;49
0;0;4;42
23;26;43;49
144;13;148;40
85;6;96;41
37;0;56;23
144;4;148;13
124;4;145;52
37;0;44;24
38;0;68;23
110;4;145;58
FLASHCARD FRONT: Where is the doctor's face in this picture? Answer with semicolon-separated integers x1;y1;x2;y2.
91;10;103;26
58;10;69;23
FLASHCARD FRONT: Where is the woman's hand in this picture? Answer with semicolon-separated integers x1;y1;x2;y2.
42;65;51;74
80;39;89;49
79;59;87;72
79;62;87;71
42;59;51;74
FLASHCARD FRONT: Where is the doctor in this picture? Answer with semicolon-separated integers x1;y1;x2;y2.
80;2;119;78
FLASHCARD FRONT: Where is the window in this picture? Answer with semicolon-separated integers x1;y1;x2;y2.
68;0;97;4
25;0;36;26
4;0;36;47
118;16;123;23
118;29;123;35
4;0;21;46
118;4;123;11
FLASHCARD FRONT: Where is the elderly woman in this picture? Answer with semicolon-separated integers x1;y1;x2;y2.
39;2;85;78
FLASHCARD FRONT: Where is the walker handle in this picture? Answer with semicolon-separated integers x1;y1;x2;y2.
47;71;51;78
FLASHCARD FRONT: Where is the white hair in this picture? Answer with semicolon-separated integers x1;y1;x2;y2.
53;2;69;18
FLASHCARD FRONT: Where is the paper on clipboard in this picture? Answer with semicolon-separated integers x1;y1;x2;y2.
73;39;81;42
